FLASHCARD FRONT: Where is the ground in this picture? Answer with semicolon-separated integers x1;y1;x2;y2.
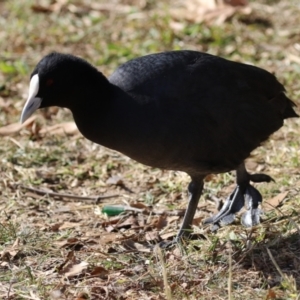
1;0;300;299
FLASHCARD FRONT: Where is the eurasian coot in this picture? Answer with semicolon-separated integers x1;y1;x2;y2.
20;51;298;239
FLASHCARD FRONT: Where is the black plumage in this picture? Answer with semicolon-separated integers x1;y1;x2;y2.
20;50;298;239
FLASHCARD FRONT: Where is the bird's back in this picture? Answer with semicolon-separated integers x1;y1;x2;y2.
107;51;297;174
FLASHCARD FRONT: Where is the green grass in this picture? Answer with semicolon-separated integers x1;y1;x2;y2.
1;0;300;299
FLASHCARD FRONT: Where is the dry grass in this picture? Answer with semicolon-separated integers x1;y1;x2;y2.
1;0;300;299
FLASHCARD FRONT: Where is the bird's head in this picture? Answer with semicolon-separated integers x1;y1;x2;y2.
20;52;101;123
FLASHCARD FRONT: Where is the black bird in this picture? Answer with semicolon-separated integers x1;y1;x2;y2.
20;51;298;240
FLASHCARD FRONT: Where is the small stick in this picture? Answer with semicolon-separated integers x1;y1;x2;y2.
266;247;285;278
19;185;119;203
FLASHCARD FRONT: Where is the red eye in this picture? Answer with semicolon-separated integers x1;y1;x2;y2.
46;78;54;86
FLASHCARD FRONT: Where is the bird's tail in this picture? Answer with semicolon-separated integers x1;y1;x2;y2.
270;91;298;119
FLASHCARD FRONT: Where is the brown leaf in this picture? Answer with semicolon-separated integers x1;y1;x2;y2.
39;122;79;135
145;231;161;242
66;250;75;261
166;216;180;223
31;0;68;14
0;97;13;108
192;216;204;226
0;237;21;261
58;222;81;230
115;215;138;229
90;266;109;279
62;261;88;278
130;202;148;210
264;191;289;211
136;213;146;227
49;223;63;232
225;0;248;6
205;174;216;182
31;5;53;13
88;232;120;245
172;247;182;257
246;160;258;171
74;294;89;300
171;0;251;25
0;115;37;136
266;289;277;299
12;237;21;248
160;231;177;240
55;237;84;249
0;250;19;261
155;215;168;230
122;239;151;253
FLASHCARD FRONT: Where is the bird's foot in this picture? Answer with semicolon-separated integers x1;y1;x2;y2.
204;184;264;231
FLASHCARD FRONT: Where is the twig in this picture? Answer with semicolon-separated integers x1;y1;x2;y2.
228;246;232;300
155;245;172;300
266;247;285;278
19;185;119;203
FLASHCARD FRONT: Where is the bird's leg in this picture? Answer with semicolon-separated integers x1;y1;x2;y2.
204;163;271;231
175;177;205;242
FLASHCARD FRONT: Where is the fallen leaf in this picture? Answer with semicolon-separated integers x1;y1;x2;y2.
181;282;188;289
246;160;258;171
171;0;251;25
31;0;68;13
0;250;19;261
31;4;52;13
0;117;78;137
205;174;216;182
49;223;63;232
106;175;124;186
86;232;120;245
225;0;248;6
263;191;289;211
266;289;277;299
145;231;161;242
136;213;146;227
0;237;21;261
62;261;88;278
192;216;204;226
58;222;81;230
12;237;21;248
49;290;63;299
74;294;89;300
54;237;84;250
40;122;79;135
115;215;138;229
90;266;109;279
0;97;13;108
122;239;151;253
130;202;149;209
29;290;41;300
160;231;177;240
0;115;37;135
155;215;168;230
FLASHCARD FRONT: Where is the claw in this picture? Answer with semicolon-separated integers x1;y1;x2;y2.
204;184;264;230
204;164;271;231
245;185;262;209
204;186;245;227
241;185;262;227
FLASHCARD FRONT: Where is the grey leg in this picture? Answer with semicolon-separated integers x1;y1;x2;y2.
175;177;205;241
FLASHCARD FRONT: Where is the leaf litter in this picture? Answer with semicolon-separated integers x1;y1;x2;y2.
0;0;300;299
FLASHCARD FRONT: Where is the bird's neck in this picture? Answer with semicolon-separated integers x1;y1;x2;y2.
70;79;143;150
